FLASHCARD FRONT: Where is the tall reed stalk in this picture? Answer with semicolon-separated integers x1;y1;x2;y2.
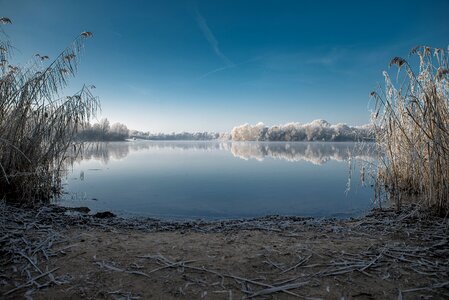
371;46;449;214
0;20;99;203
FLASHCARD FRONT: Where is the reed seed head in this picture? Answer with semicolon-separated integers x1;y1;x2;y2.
0;17;12;24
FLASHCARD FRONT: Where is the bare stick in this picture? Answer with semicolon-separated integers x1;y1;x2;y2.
247;281;309;298
3;267;59;296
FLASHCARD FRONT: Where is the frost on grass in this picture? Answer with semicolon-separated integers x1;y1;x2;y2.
0;20;98;203
371;45;449;213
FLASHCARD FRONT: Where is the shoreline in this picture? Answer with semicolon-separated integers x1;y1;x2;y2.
1;202;448;299
60;204;372;223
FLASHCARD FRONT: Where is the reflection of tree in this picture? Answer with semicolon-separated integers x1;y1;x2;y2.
73;141;376;165
133;141;224;152
229;142;376;164
77;142;131;164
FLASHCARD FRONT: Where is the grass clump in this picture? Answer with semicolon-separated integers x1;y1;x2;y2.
0;20;99;204
371;45;449;214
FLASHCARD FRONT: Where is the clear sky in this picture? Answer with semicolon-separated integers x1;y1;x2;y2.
2;0;449;132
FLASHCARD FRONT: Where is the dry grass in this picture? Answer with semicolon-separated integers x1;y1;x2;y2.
371;45;449;214
0;20;99;203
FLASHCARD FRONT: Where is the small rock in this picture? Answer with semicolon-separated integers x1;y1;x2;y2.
68;207;90;214
93;211;116;218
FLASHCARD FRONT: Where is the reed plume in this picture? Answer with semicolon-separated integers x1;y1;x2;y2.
0;18;99;203
371;45;449;214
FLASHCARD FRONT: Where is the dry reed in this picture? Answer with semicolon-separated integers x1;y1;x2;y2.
371;45;449;214
0;19;99;203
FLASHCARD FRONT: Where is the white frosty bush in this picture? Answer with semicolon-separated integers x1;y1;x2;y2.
231;120;373;142
230;122;267;141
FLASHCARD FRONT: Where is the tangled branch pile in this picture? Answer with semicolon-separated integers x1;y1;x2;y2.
0;20;99;203
371;45;449;214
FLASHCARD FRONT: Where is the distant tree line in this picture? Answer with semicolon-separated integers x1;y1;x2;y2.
128;120;375;142
130;130;220;141
79;119;375;143
77;118;130;141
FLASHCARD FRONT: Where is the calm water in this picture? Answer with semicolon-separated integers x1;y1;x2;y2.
58;141;376;220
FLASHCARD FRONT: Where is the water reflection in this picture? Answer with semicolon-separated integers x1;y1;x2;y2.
227;142;375;165
77;141;376;165
62;141;375;219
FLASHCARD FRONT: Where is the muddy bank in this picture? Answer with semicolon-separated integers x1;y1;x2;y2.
1;203;448;299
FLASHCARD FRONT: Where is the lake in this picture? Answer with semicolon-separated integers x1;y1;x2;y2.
57;141;376;220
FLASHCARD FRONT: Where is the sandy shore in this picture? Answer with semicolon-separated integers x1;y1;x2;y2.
1;203;448;299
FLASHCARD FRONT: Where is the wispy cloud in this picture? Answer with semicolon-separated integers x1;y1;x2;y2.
259;45;393;77
197;65;234;80
196;56;263;80
195;7;234;67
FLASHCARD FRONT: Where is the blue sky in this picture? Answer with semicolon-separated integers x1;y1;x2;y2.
2;0;449;132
